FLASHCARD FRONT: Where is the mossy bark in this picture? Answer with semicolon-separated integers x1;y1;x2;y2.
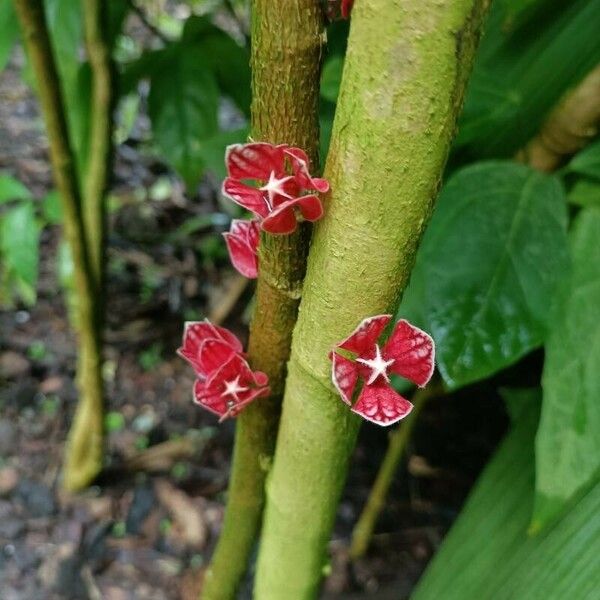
200;2;323;598
253;1;489;597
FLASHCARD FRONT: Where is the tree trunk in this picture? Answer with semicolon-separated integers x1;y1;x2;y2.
253;0;490;597
200;2;324;598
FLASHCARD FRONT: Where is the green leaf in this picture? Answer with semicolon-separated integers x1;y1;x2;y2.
0;1;18;73
457;0;600;157
42;190;62;224
567;140;600;180
0;175;32;204
400;162;569;389
148;47;219;189
568;178;600;208
321;56;343;103
413;389;600;600
201;127;249;180
181;17;251;115
0;202;40;303
533;208;600;531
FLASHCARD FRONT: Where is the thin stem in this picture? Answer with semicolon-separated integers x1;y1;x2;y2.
13;0;105;491
200;1;324;598
349;383;443;560
515;63;600;172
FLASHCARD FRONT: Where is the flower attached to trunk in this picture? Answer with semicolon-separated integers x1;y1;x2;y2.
178;320;244;379
223;219;260;279
325;0;354;20
330;315;435;426
178;320;270;420
222;142;329;235
194;354;270;421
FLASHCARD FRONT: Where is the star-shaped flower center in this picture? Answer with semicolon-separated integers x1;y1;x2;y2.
259;171;293;208
356;344;395;385
221;376;249;401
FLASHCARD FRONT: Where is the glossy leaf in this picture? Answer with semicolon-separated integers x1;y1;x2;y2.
456;0;600;157
533;208;600;531
321;56;343;103
413;388;600;600
567;140;600;180
568;178;600;208
400;162;569;389
148;47;219;190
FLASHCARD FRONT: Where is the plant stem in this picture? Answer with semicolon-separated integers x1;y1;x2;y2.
13;0;105;491
253;0;490;597
200;2;324;598
515;63;600;172
349;383;443;560
61;0;115;491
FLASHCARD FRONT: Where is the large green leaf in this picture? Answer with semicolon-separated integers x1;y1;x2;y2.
182;17;250;116
456;0;600;157
0;1;18;73
400;162;569;389
0;175;32;204
533;208;600;531
568;178;600;208
413;389;600;600
567;140;600;181
0;202;40;304
148;47;219;189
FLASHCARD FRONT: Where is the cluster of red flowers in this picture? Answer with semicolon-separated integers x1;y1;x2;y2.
178;321;270;421
179;143;436;427
221;142;329;279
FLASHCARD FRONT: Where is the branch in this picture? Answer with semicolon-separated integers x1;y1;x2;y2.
515;64;600;172
13;0;105;491
200;1;324;598
253;0;490;596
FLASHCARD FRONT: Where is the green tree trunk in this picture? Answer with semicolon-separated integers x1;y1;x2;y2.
253;0;489;597
200;2;324;598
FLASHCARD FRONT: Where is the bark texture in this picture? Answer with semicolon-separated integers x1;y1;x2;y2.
200;2;323;598
253;1;489;597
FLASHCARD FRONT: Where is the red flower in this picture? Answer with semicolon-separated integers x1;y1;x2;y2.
194;354;270;421
223;219;260;279
341;0;354;18
222;142;329;235
177;320;243;379
330;315;435;426
325;0;354;20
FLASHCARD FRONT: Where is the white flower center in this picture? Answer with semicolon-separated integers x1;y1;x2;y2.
356;344;395;385
259;171;294;208
221;376;249;401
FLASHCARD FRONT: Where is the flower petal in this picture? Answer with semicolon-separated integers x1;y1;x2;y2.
284;147;330;193
261;204;298;234
198;339;238;376
341;0;354;19
225;142;287;181
193;379;227;418
295;194;324;222
337;315;392;355
331;351;359;405
383;319;435;387
352;381;413;426
223;178;270;218
223;220;259;278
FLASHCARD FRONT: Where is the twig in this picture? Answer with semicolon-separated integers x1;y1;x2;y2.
515;63;600;172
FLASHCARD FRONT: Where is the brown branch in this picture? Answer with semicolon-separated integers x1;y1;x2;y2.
515;64;600;172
